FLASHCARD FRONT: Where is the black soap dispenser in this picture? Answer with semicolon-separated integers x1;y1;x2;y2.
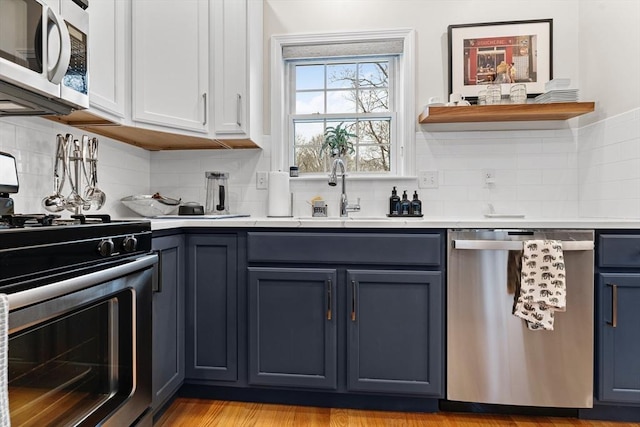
400;190;411;215
389;186;401;216
411;191;422;216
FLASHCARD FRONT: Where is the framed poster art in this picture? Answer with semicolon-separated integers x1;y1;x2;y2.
448;19;553;102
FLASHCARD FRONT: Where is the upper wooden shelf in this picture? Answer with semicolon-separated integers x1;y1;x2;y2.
418;102;595;125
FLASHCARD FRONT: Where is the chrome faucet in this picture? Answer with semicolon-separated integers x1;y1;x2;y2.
328;157;360;217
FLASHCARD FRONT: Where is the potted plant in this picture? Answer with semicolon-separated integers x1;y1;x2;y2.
321;122;356;158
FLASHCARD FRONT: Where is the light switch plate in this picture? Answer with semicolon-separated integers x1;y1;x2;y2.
418;170;438;188
256;171;267;189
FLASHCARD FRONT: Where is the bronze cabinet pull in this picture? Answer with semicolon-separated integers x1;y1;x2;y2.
351;280;357;321
607;283;618;328
326;279;332;320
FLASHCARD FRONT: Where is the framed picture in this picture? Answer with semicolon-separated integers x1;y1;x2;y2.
448;19;553;102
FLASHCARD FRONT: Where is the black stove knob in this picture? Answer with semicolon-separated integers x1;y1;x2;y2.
97;239;115;257
122;235;138;252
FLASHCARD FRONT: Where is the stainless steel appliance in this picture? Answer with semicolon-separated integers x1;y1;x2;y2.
1;213;156;426
447;229;595;408
0;0;89;116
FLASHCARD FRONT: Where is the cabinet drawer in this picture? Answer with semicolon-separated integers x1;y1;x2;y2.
598;235;640;268
247;232;442;266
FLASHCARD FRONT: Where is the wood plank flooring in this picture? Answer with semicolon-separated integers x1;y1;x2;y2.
155;398;640;426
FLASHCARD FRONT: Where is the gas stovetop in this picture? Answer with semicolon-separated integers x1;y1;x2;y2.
0;213;115;228
0;214;152;293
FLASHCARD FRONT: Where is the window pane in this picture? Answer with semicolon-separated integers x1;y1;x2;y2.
357;119;390;144
327;90;356;113
327;63;356;89
294;121;324;145
358;144;390;172
295;145;324;173
357;89;389;112
296;91;324;114
296;64;324;90
359;62;388;88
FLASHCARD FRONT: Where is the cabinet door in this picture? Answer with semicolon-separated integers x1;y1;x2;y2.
132;0;209;133
347;270;443;396
88;0;127;119
151;235;185;412
598;273;640;403
186;234;238;381
211;0;262;143
248;267;337;389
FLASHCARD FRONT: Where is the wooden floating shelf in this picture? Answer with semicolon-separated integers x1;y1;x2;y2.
418;102;595;124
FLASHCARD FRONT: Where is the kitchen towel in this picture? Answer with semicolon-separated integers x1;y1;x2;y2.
267;171;291;217
513;240;566;331
0;294;9;426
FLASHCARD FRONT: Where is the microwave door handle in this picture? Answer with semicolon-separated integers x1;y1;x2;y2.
46;6;71;84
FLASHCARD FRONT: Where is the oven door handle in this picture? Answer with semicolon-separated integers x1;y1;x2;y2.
7;253;158;311
451;240;594;251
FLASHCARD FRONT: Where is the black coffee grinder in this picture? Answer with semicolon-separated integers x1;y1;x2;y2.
0;151;19;215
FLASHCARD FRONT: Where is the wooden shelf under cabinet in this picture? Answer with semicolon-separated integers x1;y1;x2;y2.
418;102;595;125
45;110;259;151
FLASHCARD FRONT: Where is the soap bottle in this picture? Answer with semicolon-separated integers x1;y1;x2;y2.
411;191;422;216
389;186;401;216
400;190;411;215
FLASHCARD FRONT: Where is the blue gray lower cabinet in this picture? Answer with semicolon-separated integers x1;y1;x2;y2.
151;235;185;412
246;231;445;397
598;272;640;403
185;234;238;381
347;270;442;395
248;267;338;389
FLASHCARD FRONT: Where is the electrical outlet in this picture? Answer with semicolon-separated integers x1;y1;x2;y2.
256;171;267;189
418;170;438;189
482;169;496;187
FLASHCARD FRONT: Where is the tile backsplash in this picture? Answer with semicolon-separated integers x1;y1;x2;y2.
0;116;150;218
2;108;639;220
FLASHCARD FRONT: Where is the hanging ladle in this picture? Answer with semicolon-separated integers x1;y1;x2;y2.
42;134;68;212
65;135;86;212
82;137;106;210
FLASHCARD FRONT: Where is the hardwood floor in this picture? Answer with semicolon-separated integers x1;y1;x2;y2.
155;398;640;426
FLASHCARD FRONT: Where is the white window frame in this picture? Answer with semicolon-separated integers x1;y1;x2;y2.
270;29;416;178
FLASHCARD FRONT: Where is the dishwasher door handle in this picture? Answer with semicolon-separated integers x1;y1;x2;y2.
452;240;594;251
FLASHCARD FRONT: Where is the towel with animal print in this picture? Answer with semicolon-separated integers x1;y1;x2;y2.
513;239;566;330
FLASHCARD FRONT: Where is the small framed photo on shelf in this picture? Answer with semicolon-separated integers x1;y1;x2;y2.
447;19;553;103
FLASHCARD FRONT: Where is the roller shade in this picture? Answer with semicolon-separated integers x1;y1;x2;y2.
282;40;404;60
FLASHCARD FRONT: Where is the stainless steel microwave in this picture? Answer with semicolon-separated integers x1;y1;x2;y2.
0;0;89;116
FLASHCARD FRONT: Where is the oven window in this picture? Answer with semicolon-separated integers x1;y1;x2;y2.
0;0;43;72
8;295;132;426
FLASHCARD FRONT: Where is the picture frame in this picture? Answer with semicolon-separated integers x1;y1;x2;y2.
447;19;553;103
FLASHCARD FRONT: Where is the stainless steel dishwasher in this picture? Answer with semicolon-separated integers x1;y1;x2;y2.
447;229;595;408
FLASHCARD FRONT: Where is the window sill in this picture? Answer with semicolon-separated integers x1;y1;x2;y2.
290;174;417;182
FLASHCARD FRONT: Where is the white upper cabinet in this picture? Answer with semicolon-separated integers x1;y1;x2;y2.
88;0;127;120
211;0;262;145
132;0;209;134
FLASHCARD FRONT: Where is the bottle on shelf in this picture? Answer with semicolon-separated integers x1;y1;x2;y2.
400;190;411;215
389;186;400;216
411;191;422;216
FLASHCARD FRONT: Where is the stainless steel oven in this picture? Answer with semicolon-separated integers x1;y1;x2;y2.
0;216;155;426
0;0;89;115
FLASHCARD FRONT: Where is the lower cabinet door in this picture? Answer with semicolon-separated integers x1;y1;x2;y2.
347;269;443;396
598;273;640;403
151;235;185;411
248;267;337;389
185;234;238;381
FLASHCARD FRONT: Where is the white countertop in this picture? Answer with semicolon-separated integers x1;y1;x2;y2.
148;215;640;231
